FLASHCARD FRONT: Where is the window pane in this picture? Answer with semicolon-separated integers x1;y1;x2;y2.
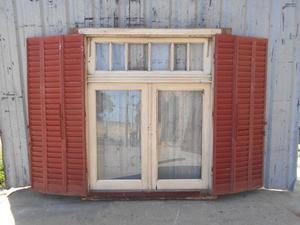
157;91;203;179
174;44;187;70
151;44;170;70
128;44;148;70
96;90;141;180
112;44;125;70
96;43;109;70
190;44;204;70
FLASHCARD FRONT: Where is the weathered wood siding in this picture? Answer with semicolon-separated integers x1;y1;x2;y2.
0;0;299;190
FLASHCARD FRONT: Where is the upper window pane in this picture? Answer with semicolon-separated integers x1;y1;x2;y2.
96;43;109;71
128;44;148;70
190;44;204;71
94;41;207;72
151;44;170;70
112;44;125;70
174;44;187;71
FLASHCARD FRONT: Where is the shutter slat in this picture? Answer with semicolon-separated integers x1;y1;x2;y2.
213;34;267;195
62;35;87;195
28;34;86;196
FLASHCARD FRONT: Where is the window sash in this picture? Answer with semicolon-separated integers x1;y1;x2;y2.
88;37;212;76
87;83;212;190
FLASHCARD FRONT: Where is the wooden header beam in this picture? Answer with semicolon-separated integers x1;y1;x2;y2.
72;28;231;38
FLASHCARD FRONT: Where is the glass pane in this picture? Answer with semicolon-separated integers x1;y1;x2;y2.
190;44;204;70
157;91;203;179
174;44;187;70
96;43;109;70
128;44;148;70
112;44;125;70
151;44;170;70
96;90;141;180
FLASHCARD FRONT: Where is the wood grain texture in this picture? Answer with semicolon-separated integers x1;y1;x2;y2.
0;0;299;190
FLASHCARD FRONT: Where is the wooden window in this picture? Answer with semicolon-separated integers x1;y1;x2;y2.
87;31;214;191
27;29;267;196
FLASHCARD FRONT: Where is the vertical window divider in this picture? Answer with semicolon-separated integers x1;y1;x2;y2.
148;43;151;71
125;43;128;71
203;40;210;74
187;43;190;71
109;42;112;71
170;43;174;71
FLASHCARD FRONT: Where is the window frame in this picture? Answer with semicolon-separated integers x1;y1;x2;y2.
151;83;212;190
88;83;149;190
87;37;212;77
84;28;219;191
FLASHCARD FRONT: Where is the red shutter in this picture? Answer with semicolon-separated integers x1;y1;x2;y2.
63;35;87;195
27;34;87;196
213;34;267;195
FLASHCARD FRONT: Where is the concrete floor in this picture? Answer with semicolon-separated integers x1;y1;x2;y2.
1;152;300;225
0;182;300;225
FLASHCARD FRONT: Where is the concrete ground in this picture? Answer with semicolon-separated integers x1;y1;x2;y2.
0;182;300;225
1;150;300;225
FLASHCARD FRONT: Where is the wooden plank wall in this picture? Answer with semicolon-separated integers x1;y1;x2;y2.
0;0;299;190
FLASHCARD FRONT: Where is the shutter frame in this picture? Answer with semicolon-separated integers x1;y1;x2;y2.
213;34;267;195
27;34;87;196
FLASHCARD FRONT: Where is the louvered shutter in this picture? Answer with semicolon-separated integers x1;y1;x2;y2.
27;34;87;196
213;34;267;195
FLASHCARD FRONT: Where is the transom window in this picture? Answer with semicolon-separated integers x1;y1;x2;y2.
88;37;211;76
86;29;216;191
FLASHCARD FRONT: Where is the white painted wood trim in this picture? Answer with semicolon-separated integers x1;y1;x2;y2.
148;43;151;71
124;43;128;71
87;73;212;83
88;38;97;75
208;36;216;193
90;37;209;43
76;28;223;37
203;39;212;74
187;43;190;71
170;43;174;71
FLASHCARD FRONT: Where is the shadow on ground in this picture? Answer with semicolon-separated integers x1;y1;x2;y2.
1;182;300;225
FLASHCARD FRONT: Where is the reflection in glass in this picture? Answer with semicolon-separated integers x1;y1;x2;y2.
96;43;109;70
174;44;187;70
112;44;125;70
151;44;170;70
157;91;203;179
190;44;204;71
96;90;141;180
128;44;148;70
